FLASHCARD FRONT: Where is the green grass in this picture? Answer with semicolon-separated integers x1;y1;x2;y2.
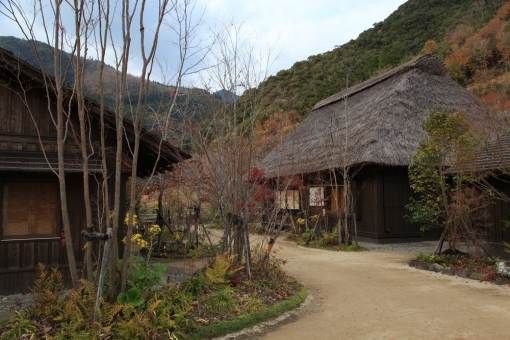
183;286;307;340
300;243;368;252
159;253;216;260
0;317;11;328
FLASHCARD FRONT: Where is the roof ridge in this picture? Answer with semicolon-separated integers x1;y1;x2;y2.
312;54;443;111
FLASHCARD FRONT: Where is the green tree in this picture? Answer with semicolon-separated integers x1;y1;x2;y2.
406;109;479;254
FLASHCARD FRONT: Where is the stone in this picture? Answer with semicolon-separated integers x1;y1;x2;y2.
430;263;444;272
493;277;510;286
408;260;417;267
457;269;472;278
415;262;430;270
441;267;456;276
469;272;485;281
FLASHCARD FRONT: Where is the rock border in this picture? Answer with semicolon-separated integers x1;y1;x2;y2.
408;260;510;286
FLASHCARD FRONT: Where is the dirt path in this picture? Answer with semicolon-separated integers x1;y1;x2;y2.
239;242;510;340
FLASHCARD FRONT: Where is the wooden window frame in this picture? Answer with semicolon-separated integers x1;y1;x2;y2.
0;179;60;241
309;187;325;207
276;189;300;210
328;181;360;219
329;186;345;214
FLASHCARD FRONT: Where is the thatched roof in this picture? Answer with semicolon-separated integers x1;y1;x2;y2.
461;133;510;172
258;54;495;178
0;47;190;176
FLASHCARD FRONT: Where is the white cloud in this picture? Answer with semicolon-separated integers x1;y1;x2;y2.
0;0;407;81
199;0;407;75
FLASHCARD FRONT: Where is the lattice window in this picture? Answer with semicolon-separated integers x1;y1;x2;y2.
276;190;300;210
2;180;59;239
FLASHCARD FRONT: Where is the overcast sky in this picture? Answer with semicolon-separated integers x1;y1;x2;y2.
0;0;408;87
200;0;408;75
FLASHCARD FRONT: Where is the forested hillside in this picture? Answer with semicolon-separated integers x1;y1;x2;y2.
444;1;510;112
254;0;508;121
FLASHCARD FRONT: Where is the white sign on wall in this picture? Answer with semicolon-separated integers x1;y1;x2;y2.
309;187;324;206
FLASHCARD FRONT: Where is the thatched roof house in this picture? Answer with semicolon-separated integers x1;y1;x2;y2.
258;54;496;244
259;54;491;178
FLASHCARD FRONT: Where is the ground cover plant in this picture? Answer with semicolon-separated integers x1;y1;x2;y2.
0;254;304;339
413;252;501;281
284;229;367;252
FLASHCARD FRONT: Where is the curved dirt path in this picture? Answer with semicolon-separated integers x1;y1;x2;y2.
239;242;510;340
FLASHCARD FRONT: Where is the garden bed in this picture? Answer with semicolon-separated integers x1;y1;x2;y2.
284;231;368;252
409;252;510;286
0;255;305;339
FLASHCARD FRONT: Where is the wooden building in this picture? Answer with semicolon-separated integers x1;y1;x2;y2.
258;54;495;244
0;47;189;294
459;133;510;257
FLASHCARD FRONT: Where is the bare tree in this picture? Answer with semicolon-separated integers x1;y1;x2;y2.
1;0;86;286
168;21;280;269
1;0;210;294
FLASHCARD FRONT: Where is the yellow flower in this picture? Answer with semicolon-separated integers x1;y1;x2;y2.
124;213;138;226
174;232;181;241
131;233;142;242
149;224;161;234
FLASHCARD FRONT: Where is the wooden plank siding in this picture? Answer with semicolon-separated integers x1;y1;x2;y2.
322;165;431;243
355;166;383;238
381;167;421;239
0;175;102;295
484;177;510;258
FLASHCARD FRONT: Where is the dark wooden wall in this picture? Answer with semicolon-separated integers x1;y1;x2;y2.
323;165;425;243
0;173;95;294
484;177;510;258
300;165;510;248
0;72;126;294
355;166;384;238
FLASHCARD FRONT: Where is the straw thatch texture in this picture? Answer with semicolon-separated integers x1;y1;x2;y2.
462;133;510;172
258;54;492;178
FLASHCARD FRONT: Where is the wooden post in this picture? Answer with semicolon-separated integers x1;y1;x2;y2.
262;212;289;263
94;228;111;323
353;213;358;246
243;220;251;280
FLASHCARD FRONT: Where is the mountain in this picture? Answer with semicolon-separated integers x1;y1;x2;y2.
214;89;240;102
253;0;508;121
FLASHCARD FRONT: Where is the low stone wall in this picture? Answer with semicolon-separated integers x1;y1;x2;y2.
408;260;510;286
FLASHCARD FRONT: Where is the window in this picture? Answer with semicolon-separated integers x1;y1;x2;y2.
276;190;300;210
309;187;325;206
330;187;345;214
2;180;59;239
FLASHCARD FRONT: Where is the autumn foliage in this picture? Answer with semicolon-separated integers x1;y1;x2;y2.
253;109;301;159
445;3;510;84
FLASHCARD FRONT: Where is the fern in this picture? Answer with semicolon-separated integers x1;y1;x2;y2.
29;263;65;316
1;311;37;340
113;304;150;339
242;296;265;313
55;279;96;323
98;299;124;325
205;253;244;284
